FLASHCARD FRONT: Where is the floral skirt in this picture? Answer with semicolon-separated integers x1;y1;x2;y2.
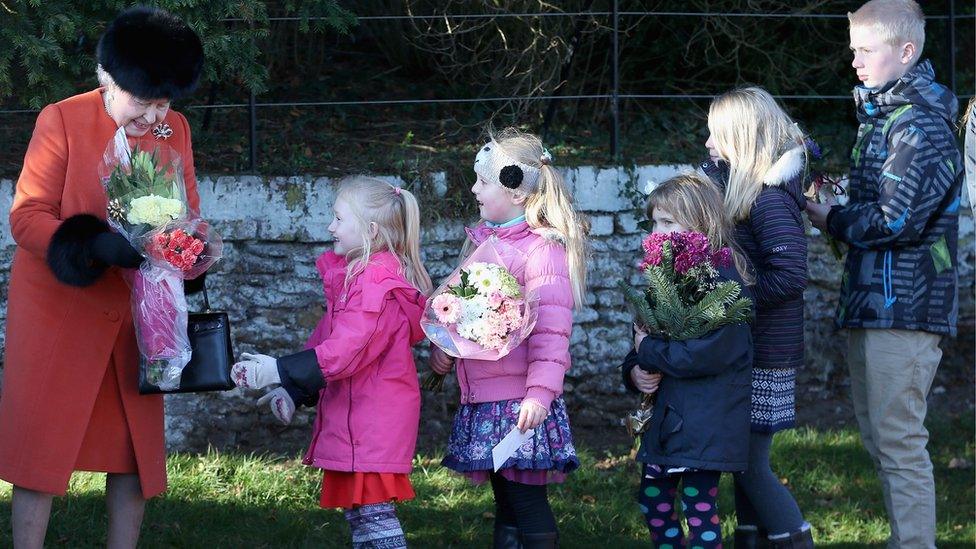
751;367;796;434
442;397;579;485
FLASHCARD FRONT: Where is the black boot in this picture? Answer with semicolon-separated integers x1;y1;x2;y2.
734;526;771;549
493;523;522;549
519;531;558;549
768;527;814;549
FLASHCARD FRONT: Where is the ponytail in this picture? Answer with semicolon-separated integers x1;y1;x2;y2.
394;187;433;294
471;127;590;310
336;177;432;295
524;164;590;309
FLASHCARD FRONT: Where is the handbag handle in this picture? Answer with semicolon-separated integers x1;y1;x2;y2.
189;275;212;312
201;280;212;312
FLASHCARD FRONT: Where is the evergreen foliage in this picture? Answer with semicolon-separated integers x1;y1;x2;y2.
0;0;356;108
618;238;752;340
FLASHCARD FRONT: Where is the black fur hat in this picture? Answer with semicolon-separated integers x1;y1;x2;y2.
97;6;204;100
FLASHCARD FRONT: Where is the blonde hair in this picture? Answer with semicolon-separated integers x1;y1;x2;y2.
848;0;925;63
335;176;433;295
707;87;806;222
484;127;590;309
646;173;754;284
960;96;976;136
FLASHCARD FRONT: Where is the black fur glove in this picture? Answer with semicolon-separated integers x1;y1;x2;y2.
92;232;144;268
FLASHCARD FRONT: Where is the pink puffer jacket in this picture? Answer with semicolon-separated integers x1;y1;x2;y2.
453;221;575;410
301;251;426;473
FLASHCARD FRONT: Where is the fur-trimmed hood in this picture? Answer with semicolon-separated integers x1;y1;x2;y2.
763;145;807;212
762;145;805;187
699;145;808;211
531;226;567;244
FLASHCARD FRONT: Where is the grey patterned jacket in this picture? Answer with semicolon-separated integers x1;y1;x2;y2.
827;60;962;336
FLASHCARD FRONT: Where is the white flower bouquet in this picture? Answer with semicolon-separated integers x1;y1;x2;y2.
421;237;539;390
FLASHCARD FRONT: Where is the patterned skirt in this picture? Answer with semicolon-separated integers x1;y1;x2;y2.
751;367;796;433
442;397;579;485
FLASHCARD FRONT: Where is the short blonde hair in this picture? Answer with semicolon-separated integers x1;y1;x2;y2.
849;0;925;62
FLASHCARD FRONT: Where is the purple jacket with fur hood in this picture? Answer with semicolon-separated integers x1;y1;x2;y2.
701;145;808;370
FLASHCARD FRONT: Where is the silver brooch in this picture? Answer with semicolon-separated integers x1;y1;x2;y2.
152;123;173;140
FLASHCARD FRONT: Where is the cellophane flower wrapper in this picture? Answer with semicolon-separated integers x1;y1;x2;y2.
801;137;845;260
129;265;192;390
421;236;540;362
99;128;190;244
99;128;223;390
142;219;223;280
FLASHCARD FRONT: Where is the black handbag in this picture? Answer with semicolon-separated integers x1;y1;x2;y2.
139;283;235;394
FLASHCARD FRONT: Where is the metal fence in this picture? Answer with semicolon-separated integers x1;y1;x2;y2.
2;3;973;170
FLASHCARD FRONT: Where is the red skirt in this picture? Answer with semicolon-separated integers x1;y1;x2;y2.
319;470;415;509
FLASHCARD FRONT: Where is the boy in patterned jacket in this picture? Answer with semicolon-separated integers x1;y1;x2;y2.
806;1;962;547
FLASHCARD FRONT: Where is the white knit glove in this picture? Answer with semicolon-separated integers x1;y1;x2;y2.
257;387;295;425
231;352;281;389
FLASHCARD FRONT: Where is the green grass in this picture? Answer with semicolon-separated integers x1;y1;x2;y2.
0;418;972;547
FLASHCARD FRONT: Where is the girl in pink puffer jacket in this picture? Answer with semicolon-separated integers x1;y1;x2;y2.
232;176;432;549
429;128;589;549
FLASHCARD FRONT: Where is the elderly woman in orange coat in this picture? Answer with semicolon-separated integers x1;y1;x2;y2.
0;7;204;548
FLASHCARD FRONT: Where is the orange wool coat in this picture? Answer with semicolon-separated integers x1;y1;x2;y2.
0;89;199;498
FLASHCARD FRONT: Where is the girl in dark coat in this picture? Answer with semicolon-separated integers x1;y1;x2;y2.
621;173;753;548
701;86;813;548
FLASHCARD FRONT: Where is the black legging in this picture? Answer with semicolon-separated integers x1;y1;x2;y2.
733;431;805;535
489;472;558;534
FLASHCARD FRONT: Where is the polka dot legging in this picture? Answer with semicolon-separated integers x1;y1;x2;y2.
637;466;723;548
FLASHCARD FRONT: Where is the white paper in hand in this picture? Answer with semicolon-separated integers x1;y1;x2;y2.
491;427;534;472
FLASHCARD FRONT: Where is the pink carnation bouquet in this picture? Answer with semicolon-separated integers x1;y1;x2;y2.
99;128;223;390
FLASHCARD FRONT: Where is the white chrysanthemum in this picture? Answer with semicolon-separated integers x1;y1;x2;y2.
127;194;184;226
457;295;491;342
467;262;491;280
472;269;503;294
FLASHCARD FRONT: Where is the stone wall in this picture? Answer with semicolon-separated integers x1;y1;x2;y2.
0;169;973;454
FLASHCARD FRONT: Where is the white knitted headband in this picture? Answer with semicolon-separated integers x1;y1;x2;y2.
473;140;551;194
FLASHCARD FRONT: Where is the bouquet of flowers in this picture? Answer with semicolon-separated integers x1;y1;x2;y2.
618;231;753;436
99;127;223;390
802;137;845;260
421;236;539;390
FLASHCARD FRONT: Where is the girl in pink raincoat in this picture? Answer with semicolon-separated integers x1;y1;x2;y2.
232;176;432;549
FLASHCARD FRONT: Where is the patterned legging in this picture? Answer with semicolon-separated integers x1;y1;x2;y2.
344;502;407;549
638;466;723;548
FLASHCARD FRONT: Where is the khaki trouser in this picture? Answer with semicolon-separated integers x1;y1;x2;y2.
848;328;943;549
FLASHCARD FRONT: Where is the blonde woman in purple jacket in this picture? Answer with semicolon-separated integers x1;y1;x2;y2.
430;128;589;549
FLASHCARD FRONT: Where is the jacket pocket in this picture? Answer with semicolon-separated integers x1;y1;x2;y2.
658;404;684;447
